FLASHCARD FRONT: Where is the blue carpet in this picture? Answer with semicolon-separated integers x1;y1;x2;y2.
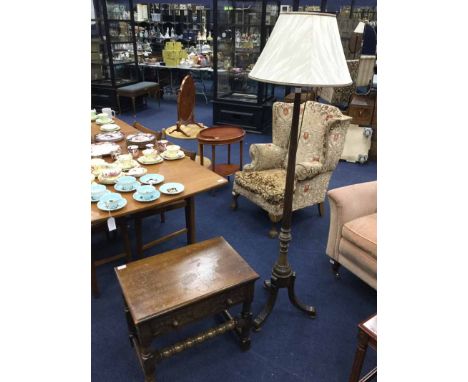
92;97;377;381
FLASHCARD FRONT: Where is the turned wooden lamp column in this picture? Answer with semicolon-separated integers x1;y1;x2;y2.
248;12;352;329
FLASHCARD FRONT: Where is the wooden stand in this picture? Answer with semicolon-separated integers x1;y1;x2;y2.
115;237;259;382
253;89;316;330
173;75;204;137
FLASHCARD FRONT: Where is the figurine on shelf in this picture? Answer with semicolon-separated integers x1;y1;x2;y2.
207;31;213;42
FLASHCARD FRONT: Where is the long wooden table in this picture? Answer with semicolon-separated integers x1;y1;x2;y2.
91;118;228;245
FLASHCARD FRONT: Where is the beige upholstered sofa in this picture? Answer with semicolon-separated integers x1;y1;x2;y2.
326;181;377;289
232;101;351;237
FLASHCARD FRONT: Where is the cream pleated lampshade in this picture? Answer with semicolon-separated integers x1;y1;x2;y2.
249;12;352;88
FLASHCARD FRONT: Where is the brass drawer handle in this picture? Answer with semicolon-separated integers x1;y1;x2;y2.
226;298;233;306
172;320;179;327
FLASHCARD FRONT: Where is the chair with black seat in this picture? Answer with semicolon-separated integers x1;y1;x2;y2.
131;121;197;257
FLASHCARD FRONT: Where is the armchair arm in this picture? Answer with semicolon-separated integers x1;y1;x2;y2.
295;161;323;181
326;181;377;260
243;143;286;172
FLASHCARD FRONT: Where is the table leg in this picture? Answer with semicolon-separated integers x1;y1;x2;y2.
185;196;195;244
138;325;156;382
349;329;369;382
135;217;143;259
199;143;204;166
239;300;253;351
228;144;231;165
123;298;137;347
91;258;99;298
240;139;243;170
211;145;216;173
118;219;132;263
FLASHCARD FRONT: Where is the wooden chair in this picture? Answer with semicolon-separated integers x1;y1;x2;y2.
171;75;204;137
131;121;197;257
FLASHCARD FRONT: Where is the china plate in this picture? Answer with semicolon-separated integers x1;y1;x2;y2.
133;190;161;202
98;173;123;184
97;197;127;211
95;131;125;142
126;167;147;177
96;118;115;125
159;182;184;195
91;142;120;157
161;151;185;160
140;173;165;185
91;189;110;202
114;181;141;192
137;156;163;165
100;124;120;132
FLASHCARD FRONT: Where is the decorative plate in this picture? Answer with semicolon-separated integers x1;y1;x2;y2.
133;190;161;202
114;181;141;192
91;142;120;157
95;131;125;142
159;182;184;195
137;155;163;165
161;151;185;160
140;173;165;185
97;172;124;184
100;124;121;132
97;197;127;211
126;133;156;148
126;167;147;177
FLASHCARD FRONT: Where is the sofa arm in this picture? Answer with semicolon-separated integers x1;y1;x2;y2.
243;143;286;172
326;181;377;260
295;161;323;181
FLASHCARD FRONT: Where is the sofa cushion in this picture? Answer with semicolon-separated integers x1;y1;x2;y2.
234;169;291;205
342;213;377;258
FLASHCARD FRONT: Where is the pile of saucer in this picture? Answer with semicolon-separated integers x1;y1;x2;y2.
98;166;123;184
95;115;114;125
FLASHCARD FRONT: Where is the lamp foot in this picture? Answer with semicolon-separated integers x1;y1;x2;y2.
287;272;316;317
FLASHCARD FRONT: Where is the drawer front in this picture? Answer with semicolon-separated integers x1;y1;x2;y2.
348;106;373;126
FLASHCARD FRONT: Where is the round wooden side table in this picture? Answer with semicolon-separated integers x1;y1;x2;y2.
197;126;246;177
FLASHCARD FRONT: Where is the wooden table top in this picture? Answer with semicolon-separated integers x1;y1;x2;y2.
359;313;377;341
115;237;259;324
91;118;228;224
197;125;245;144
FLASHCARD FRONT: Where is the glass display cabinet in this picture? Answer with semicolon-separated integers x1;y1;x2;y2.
212;0;280;133
91;0;140;110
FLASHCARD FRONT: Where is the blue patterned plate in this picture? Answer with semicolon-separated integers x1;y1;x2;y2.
140;173;165;185
159;182;184;195
133;190;161;202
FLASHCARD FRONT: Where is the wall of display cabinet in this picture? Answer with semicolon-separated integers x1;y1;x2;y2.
91;0;140;110
212;0;280;133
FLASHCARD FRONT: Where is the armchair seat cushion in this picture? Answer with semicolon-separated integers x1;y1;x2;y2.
235;169;290;205
342;213;377;258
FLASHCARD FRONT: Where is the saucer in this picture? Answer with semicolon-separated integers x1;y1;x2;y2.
115;159;139;171
159;182;184;195
96;118;114;125
126;167;147;177
137;155;163;165
140;173;164;185
114;181;141;192
91;189;110;202
98;173;123;184
97;197;127;211
161;151;185;160
133;190;161;202
100;124;120;132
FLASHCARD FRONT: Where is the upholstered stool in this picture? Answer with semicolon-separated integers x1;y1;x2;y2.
115;237;259;382
116;81;160;116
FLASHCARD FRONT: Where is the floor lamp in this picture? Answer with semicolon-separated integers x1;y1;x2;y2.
248;12;352;329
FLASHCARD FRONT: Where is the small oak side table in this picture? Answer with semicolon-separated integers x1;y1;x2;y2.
349;313;377;382
115;237;259;382
197;125;246;177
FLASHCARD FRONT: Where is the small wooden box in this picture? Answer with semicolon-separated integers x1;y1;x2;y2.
347;95;375;126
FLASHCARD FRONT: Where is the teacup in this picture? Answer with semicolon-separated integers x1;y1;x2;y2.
136;185;156;200
91;109;97;117
101;166;122;179
100;193;122;209
97;113;108;119
165;145;180;158
116;175;136;191
91;184;106;200
127;145;139;158
117;153;133;167
142;148;157;158
102;108;116;119
157;140;168;152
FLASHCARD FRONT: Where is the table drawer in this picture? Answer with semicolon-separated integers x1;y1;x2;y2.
348;106;373;126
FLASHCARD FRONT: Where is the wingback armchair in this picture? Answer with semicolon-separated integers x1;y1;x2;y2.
326;181;377;289
232;101;351;237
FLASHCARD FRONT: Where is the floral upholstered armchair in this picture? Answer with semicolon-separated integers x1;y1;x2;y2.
316;59;360;109
232;101;351;237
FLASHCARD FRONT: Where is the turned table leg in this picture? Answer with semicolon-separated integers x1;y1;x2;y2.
349;329;369;382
